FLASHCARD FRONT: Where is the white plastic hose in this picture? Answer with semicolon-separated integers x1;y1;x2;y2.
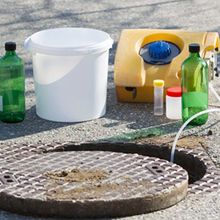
170;108;220;162
209;83;220;102
170;83;220;163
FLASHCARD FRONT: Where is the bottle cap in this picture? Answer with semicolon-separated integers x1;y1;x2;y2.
166;87;182;97
189;43;200;53
5;42;16;51
153;79;164;87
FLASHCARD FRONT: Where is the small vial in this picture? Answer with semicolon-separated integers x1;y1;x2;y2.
153;80;164;115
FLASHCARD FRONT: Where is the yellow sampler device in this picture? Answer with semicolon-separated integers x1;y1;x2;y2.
114;29;219;102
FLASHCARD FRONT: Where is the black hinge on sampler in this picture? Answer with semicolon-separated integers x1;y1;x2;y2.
125;87;137;99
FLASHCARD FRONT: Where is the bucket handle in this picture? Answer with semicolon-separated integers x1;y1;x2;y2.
24;37;31;50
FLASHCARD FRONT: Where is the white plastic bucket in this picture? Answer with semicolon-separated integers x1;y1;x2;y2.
24;28;113;122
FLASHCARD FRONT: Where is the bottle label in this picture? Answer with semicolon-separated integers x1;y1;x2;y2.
0;96;2;111
182;92;208;108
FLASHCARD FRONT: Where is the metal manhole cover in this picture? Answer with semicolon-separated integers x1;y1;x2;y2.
0;150;188;218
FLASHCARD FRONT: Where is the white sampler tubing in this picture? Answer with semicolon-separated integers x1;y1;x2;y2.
209;83;220;102
170;83;220;163
170;108;220;162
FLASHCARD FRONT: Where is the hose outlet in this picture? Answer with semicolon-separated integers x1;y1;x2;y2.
125;87;137;99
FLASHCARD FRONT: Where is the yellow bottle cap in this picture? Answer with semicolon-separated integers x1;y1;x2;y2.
153;79;164;87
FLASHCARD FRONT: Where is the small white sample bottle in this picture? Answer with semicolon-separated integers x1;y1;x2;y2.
166;87;182;120
153;80;164;115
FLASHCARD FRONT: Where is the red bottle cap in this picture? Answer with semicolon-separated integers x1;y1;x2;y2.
166;87;182;97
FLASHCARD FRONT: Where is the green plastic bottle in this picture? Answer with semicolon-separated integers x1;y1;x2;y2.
0;42;25;123
181;43;208;126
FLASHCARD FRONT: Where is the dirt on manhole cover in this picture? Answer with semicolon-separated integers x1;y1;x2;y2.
46;168;109;183
45;168;155;200
0;150;188;218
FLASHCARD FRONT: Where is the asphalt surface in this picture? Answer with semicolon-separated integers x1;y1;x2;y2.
0;0;220;219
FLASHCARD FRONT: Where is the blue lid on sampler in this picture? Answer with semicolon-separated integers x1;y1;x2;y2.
149;41;171;59
140;40;180;65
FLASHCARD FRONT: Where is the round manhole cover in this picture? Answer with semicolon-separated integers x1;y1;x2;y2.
0;150;188;218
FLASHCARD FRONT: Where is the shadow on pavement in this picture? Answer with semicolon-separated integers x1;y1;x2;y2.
0;106;77;141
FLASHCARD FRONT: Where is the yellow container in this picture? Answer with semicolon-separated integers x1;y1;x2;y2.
114;29;219;102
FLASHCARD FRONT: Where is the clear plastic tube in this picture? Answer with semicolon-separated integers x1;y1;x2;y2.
170;83;220;163
153;80;164;116
154;86;164;115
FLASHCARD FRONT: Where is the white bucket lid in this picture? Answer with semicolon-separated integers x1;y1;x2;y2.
24;28;113;55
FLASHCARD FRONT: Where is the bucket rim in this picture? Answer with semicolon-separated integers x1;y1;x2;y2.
24;27;113;55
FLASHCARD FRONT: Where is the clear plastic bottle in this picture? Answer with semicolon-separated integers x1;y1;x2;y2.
0;42;25;123
166;87;182;120
181;43;208;126
153;79;164;115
